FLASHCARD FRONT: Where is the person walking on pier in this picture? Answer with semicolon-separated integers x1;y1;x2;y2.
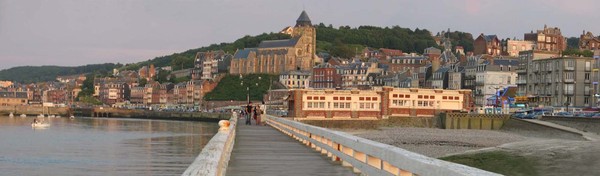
253;106;261;125
245;102;253;125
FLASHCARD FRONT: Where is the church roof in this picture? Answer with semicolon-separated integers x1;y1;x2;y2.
295;10;312;27
258;38;299;48
233;48;258;59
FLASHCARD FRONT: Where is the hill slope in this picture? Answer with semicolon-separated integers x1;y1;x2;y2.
120;32;292;71
203;74;280;101
0;63;119;83
0;24;475;83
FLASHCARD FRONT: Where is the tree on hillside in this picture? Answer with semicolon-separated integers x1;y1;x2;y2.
139;78;148;87
562;48;593;57
171;55;193;71
155;70;170;83
567;37;579;49
76;74;102;104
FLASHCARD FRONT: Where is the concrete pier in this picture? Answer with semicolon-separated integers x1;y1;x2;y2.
226;118;355;176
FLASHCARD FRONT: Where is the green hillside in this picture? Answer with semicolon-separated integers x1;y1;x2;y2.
120;32;292;71
124;24;459;71
204;74;279;101
0;63;119;83
315;24;440;58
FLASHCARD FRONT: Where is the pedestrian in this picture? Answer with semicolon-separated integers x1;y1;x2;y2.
260;102;266;126
255;106;262;125
253;106;259;125
245;102;253;125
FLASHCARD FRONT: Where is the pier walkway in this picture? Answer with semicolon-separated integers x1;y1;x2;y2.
226;118;355;176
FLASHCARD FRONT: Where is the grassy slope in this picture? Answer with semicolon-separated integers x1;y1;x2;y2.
203;74;279;101
440;151;539;176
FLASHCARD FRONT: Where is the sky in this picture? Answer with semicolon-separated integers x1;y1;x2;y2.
1;0;599;70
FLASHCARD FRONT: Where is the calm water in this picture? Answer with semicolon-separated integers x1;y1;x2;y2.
0;116;218;176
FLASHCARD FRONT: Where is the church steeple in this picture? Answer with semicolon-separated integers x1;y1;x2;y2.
295;10;312;27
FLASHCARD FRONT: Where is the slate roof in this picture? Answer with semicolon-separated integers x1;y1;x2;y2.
282;70;311;76
258;38;299;48
484;59;520;66
434;67;451;73
296;10;311;23
390;56;428;60
233;48;258;59
482;35;498;42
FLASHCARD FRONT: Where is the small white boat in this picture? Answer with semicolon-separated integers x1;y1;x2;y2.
37;114;45;118
69;116;75;119
20;114;27;117
31;123;50;128
56;115;61;118
9;113;14;118
48;115;55;118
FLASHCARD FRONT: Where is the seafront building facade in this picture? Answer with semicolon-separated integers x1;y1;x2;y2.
517;53;596;108
287;87;472;119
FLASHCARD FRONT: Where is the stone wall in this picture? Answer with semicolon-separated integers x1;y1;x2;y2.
82;107;230;122
299;116;436;129
0;105;70;116
440;113;510;130
542;116;600;135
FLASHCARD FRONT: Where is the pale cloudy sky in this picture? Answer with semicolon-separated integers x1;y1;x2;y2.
1;0;599;70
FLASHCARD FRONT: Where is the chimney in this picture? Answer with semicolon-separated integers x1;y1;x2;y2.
459;55;467;64
431;55;440;73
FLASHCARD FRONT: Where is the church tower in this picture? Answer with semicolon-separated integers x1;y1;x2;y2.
292;10;317;69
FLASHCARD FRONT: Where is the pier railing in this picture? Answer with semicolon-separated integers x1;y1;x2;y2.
182;114;237;176
265;115;500;176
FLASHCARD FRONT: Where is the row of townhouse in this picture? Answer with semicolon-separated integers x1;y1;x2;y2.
93;76;206;106
474;25;568;57
516;50;599;108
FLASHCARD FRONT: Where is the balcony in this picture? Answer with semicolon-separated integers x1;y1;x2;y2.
585;79;591;83
516;69;527;74
564;78;574;83
564;66;575;71
564;90;574;95
475;81;485;86
516;80;527;84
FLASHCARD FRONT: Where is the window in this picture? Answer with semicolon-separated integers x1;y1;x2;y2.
585;73;590;80
564;84;574;94
586;61;591;71
566;60;574;67
564;72;574;80
585;97;590;104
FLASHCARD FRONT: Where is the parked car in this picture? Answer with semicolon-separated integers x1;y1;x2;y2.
512;113;526;119
554;112;573;117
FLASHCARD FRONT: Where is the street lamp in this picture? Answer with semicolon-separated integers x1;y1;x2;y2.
489;85;504;114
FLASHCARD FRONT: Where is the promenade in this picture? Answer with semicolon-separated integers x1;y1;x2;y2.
226;118;355;176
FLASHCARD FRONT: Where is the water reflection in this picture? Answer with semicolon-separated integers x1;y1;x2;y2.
0;116;218;176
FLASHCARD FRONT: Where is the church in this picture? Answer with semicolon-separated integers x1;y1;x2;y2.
229;11;317;75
